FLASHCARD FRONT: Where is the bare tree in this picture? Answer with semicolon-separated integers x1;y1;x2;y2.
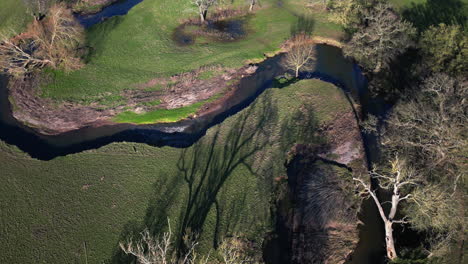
327;0;364;29
30;3;85;70
248;0;259;12
0;3;84;75
0;33;51;75
343;2;416;73
382;73;467;261
282;34;317;78
383;74;467;171
192;0;217;23
22;0;55;20
120;220;209;264
353;157;419;260
219;235;261;264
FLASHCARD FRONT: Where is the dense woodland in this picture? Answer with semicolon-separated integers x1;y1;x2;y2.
0;0;466;263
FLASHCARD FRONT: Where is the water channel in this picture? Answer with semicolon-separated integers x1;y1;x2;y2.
0;0;391;262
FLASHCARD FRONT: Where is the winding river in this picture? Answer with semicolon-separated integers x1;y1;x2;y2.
0;1;391;263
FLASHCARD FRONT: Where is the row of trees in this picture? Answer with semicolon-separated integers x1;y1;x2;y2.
327;0;467;262
282;0;465;262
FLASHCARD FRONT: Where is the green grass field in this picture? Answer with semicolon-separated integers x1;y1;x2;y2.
0;79;350;263
0;0;30;36
41;0;342;102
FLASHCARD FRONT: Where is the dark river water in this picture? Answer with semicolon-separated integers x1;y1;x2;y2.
0;0;390;262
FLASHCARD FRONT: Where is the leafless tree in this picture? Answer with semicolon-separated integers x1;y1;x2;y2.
192;0;217;23
219;235;261;264
382;73;467;262
120;220;209;264
327;0;363;28
247;0;259;12
353;157;419;260
282;34;317;77
0;33;51;75
343;2;416;73
383;74;467;171
22;0;55;20
30;3;85;70
0;3;84;75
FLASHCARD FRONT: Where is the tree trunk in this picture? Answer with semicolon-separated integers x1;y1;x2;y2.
295;67;299;78
249;3;254;12
200;12;205;23
202;10;208;23
384;220;398;260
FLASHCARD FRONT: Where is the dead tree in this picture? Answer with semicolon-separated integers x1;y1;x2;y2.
0;33;51;75
248;0;259;12
22;0;54;20
120;220;209;264
219;236;261;264
353;157;419;260
30;3;85;70
0;3;84;75
192;0;217;23
282;34;316;77
343;2;415;73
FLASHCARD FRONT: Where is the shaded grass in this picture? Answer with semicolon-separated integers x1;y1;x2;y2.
0;78;351;263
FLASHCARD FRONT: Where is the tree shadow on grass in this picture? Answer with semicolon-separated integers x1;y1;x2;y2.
402;0;467;32
174;94;278;252
290;15;315;36
110;94;278;262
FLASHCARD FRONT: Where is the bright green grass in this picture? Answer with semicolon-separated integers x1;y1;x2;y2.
114;101;204;124
0;0;30;35
0;79;351;263
42;0;342;102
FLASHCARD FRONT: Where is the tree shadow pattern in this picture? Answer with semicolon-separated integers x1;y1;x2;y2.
174;95;278;251
290;15;315;36
402;0;467;32
110;94;279;263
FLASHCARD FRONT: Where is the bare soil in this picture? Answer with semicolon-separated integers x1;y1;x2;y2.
8;65;258;135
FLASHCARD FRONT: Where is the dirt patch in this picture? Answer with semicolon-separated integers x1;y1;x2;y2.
319;110;366;170
9;76;115;135
9;65;259;135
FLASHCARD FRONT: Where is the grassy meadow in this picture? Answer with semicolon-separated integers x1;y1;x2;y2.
41;0;342;101
0;0;30;36
0;79;350;263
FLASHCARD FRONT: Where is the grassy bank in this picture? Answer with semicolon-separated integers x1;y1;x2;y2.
0;0;30;35
42;0;342;102
0;79;351;263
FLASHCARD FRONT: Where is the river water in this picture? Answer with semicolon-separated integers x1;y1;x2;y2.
0;0;389;262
